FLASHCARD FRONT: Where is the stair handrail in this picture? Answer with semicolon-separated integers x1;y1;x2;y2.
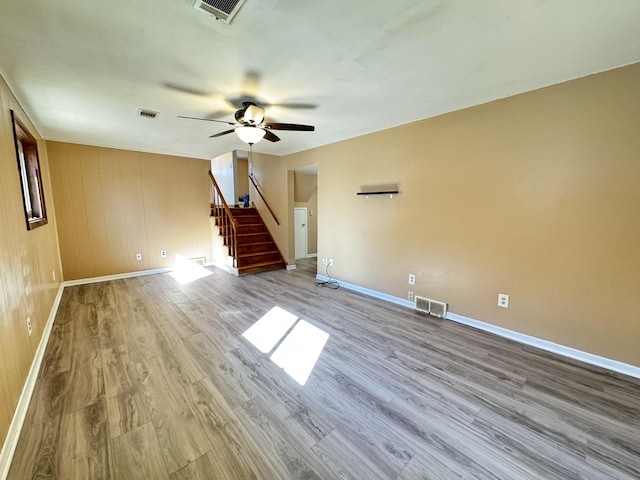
208;170;239;267
249;174;280;226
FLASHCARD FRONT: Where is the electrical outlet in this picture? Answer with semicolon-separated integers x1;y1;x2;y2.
160;250;167;258
408;291;414;301
26;316;32;336
136;253;142;261
408;274;416;285
321;257;327;265
498;293;509;308
328;259;334;266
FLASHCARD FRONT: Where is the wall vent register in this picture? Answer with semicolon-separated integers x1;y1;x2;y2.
415;296;448;318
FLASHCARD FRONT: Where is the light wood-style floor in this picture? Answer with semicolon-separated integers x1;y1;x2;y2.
8;258;640;479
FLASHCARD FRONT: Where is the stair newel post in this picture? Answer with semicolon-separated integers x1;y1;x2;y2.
232;218;238;268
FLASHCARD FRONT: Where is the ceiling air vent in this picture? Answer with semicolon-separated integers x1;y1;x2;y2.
138;108;160;119
193;0;246;24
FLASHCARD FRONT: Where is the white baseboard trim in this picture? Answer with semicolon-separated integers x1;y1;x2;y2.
286;264;297;271
315;275;640;380
62;268;172;287
306;253;318;258
315;275;415;309
0;284;64;480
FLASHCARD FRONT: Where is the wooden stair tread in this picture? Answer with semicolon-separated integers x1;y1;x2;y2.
237;250;279;258
237;261;285;275
238;259;283;268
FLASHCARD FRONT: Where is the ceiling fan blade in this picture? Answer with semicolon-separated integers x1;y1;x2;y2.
204;110;235;120
265;123;315;132
178;115;237;126
240;70;261;96
267;103;317;110
263;130;281;143
209;129;236;138
164;82;213;97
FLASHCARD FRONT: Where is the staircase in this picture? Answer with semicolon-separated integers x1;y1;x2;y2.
211;205;285;275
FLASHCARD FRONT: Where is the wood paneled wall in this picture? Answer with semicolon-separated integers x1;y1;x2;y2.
0;75;62;448
47;142;211;280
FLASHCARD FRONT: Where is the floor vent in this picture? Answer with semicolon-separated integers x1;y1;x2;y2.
415;295;448;318
190;257;206;266
193;0;246;23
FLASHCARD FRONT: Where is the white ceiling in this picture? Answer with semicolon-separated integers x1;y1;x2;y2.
1;0;639;160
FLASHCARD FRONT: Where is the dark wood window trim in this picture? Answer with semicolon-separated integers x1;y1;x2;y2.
11;110;48;230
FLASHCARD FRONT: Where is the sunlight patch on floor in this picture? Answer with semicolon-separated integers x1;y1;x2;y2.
242;306;298;353
242;307;330;385
270;319;330;386
169;255;213;285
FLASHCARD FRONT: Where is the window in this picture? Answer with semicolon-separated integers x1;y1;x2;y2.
11;110;47;230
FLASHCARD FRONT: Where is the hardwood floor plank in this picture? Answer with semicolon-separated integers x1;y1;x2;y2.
386;396;539;480
7;416;63;479
22;371;70;426
396;448;469;480
184;333;255;406
470;407;586;479
232;398;327;480
58;400;111;480
182;379;262;479
169;450;233;480
311;428;391;480
185;378;289;479
125;325;165;364
105;387;150;439
111;422;169;480
64;303;105;414
301;375;414;477
132;357;209;474
38;324;73;378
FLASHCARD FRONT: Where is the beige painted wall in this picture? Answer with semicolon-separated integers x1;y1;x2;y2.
235;154;250;202
294;172;318;255
211;151;235;204
48;142;211;280
0;76;62;447
252;63;640;367
248;152;291;260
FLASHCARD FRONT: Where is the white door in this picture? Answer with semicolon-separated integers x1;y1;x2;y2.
294;208;308;259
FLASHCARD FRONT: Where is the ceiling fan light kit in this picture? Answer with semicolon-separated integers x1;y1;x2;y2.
178;101;315;146
242;104;264;125
236;126;266;144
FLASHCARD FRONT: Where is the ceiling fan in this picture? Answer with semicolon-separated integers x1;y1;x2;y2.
178;102;315;145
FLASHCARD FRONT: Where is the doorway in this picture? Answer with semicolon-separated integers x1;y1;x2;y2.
294;207;308;260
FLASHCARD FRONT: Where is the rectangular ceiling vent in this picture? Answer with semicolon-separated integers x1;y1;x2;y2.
193;0;246;24
138;108;159;119
415;295;448;318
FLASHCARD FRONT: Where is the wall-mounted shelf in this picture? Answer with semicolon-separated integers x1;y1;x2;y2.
357;190;399;198
358;183;399;198
356;191;399;196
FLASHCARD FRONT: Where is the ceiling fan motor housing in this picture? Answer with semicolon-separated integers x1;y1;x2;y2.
235;102;264;125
